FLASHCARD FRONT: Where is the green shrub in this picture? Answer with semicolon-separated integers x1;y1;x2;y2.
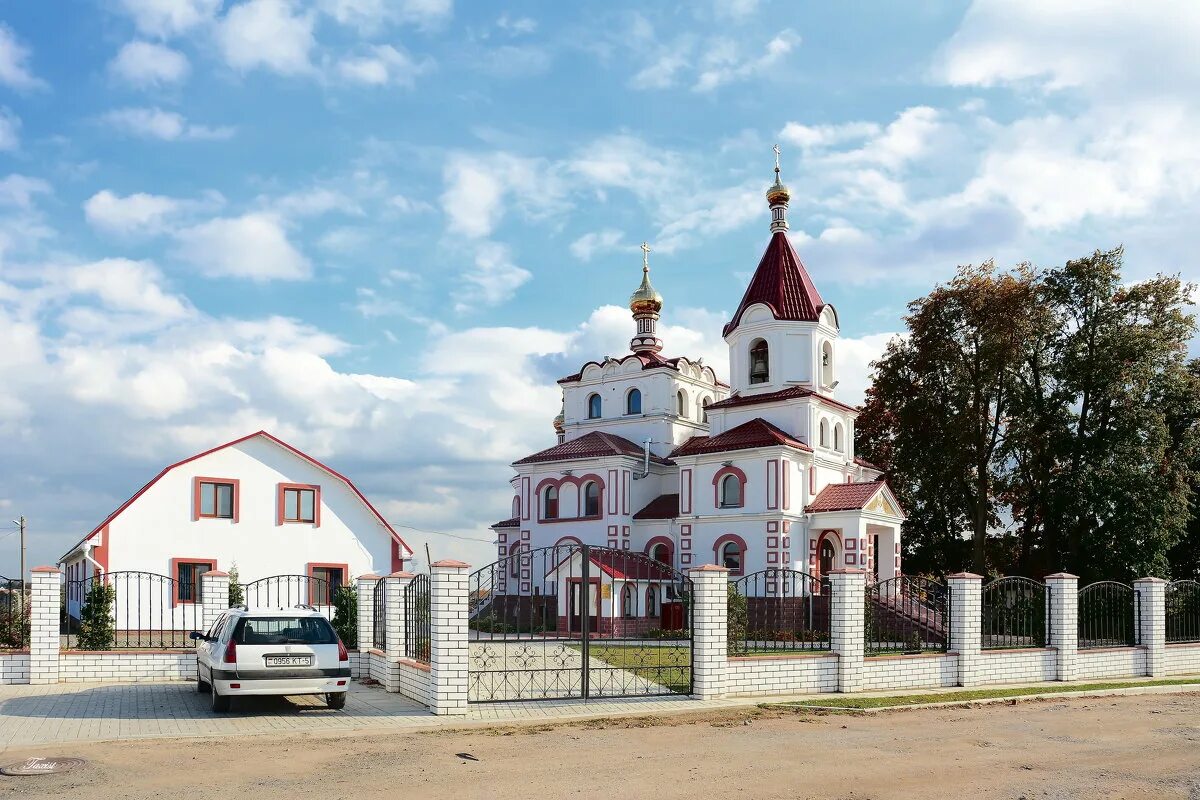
727;583;747;655
331;585;357;647
77;581;116;651
227;564;245;608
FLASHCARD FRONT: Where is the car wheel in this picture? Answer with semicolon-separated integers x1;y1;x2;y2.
197;666;209;693
211;681;231;713
325;692;347;710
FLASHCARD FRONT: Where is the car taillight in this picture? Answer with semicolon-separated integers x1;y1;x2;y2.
337;639;348;662
224;639;237;664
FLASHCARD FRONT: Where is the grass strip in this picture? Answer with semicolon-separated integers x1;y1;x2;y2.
782;677;1200;709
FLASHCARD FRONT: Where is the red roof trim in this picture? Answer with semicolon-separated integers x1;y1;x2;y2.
64;431;410;560
723;231;826;337
557;352;722;385
805;480;901;515
514;430;672;467
707;386;859;415
670;417;811;458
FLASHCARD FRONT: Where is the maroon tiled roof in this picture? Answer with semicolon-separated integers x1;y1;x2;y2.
633;493;680;520
558;352;728;387
723;231;825;337
806;480;893;513
513;431;672;466
707;386;858;414
491;517;519;528
671;417;810;458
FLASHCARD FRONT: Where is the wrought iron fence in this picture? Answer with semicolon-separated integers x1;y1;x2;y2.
865;576;948;655
1077;581;1137;649
61;571;203;650
730;569;830;655
981;576;1047;649
1166;580;1200;644
372;577;387;650
0;575;28;649
405;573;431;663
243;574;333;618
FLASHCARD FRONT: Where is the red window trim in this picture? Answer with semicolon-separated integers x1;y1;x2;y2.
170;557;218;606
644;535;674;565
306;562;349;606
277;482;321;526
712;465;748;509
712;533;748;576
193;477;240;522
535;474;606;523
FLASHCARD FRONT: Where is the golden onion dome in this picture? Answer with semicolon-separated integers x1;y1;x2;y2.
766;170;791;205
552;402;565;433
629;266;663;313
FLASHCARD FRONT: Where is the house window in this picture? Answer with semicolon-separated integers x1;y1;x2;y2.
175;560;214;604
676;390;687;418
719;473;743;508
280;485;318;524
622;584;636;618
749;339;769;384
587;393;602;419
309;565;346;606
646;586;658;618
719;541;742;573
198;481;235;519
583;481;600;517
543;485;559;519
626;388;642;415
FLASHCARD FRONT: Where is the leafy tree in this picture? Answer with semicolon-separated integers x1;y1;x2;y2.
227;564;245;608
331;585;357;647
1166;361;1200;579
77;581;116;650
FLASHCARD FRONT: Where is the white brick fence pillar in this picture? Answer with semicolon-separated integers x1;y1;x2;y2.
688;564;728;699
356;574;381;654
1045;573;1079;682
1134;577;1167;678
829;568;866;693
384;571;414;693
29;566;61;686
430;560;470;716
948;573;983;687
200;571;230;632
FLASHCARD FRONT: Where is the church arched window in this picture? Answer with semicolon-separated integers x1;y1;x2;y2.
583;481;600;517
821;341;834;387
701;396;711;423
719;473;743;508
677;389;687;418
587;393;602;419
819;419;830;448
622;584;636;618
749;339;769;384
834;422;844;452
646;586;658;618
626;388;642;415
543;485;559;520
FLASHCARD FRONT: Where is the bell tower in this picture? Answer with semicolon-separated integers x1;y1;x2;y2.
722;147;839;397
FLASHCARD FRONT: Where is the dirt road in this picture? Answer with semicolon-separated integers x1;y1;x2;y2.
1;692;1198;799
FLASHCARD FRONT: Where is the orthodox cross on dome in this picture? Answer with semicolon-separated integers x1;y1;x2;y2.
766;144;791;233
628;240;664;355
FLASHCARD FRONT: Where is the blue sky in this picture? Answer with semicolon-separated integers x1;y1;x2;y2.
0;0;1197;573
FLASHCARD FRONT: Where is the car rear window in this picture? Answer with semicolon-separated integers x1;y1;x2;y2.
232;616;339;645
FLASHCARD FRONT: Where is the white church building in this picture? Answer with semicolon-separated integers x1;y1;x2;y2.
492;157;905;593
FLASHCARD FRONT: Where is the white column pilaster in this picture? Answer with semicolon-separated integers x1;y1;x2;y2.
948;573;983;687
430;560;470;715
829;568;866;693
1045;573;1079;682
29;567;60;686
688;565;728;699
1134;577;1167;678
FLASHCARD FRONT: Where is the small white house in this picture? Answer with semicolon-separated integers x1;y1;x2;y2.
59;431;411;625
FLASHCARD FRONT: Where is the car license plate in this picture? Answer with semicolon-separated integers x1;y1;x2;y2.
265;655;312;667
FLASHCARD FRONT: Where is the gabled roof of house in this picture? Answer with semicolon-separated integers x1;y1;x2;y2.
671;417;810;458
59;431;411;562
805;480;901;515
548;550;677;581
707;385;859;415
513;430;672;466
723;231;827;337
557;351;729;388
632;493;680;520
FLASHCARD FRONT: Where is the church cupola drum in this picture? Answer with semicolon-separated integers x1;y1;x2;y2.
629;242;664;354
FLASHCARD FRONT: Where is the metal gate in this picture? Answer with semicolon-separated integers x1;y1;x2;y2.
467;543;693;703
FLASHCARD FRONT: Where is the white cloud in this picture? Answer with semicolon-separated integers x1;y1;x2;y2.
337;45;430;87
0;24;47;91
84;190;179;236
269;187;360;217
173;213;312;281
779;120;881;150
116;0;221;38
216;0;316;76
496;14;537;35
570;229;625;262
61;259;193;322
109;41;190;89
456;242;531;311
712;0;760;18
440;152;562;239
0;175;50;208
0;108;19;151
100;107;235;141
694;29;799;92
318;0;453;31
836;333;899;406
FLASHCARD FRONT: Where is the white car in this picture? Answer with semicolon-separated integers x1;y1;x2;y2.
192;607;351;712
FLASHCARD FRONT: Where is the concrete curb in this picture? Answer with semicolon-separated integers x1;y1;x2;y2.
780;682;1200;714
